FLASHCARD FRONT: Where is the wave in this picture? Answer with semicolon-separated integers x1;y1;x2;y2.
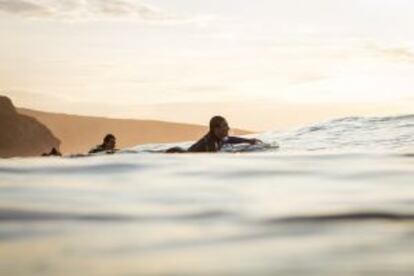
257;114;414;152
293;114;414;135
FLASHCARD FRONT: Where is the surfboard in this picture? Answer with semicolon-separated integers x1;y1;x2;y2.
220;142;279;153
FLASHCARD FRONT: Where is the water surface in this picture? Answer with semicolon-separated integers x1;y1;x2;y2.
1;115;413;276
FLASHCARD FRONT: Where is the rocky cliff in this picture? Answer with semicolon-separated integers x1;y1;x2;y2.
0;96;60;157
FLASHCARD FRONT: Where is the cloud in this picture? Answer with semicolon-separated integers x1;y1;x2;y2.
0;0;207;24
378;47;414;63
0;0;51;17
367;43;414;64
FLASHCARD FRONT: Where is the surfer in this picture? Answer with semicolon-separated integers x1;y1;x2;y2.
166;116;262;153
89;134;118;154
42;147;62;157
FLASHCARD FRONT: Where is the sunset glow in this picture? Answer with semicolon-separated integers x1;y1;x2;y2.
1;0;413;130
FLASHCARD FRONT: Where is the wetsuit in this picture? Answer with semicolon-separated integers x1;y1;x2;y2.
88;145;106;154
89;145;118;154
187;132;252;152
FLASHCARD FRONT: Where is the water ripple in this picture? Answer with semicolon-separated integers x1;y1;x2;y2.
0;163;141;174
0;209;237;223
265;211;414;224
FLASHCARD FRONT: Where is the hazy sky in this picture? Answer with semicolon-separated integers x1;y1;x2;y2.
1;0;413;130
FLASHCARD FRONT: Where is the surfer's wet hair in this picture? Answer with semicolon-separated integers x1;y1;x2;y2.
209;116;226;131
103;134;115;143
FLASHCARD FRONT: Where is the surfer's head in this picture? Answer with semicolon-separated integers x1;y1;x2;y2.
209;116;229;140
103;134;116;150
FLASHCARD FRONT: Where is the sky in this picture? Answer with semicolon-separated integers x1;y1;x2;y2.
1;0;413;130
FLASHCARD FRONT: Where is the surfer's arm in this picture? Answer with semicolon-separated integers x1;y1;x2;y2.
226;136;263;145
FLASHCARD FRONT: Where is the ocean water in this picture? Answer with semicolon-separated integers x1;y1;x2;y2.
0;115;413;276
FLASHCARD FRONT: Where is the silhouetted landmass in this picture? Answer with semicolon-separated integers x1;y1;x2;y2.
0;96;60;158
18;108;251;155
